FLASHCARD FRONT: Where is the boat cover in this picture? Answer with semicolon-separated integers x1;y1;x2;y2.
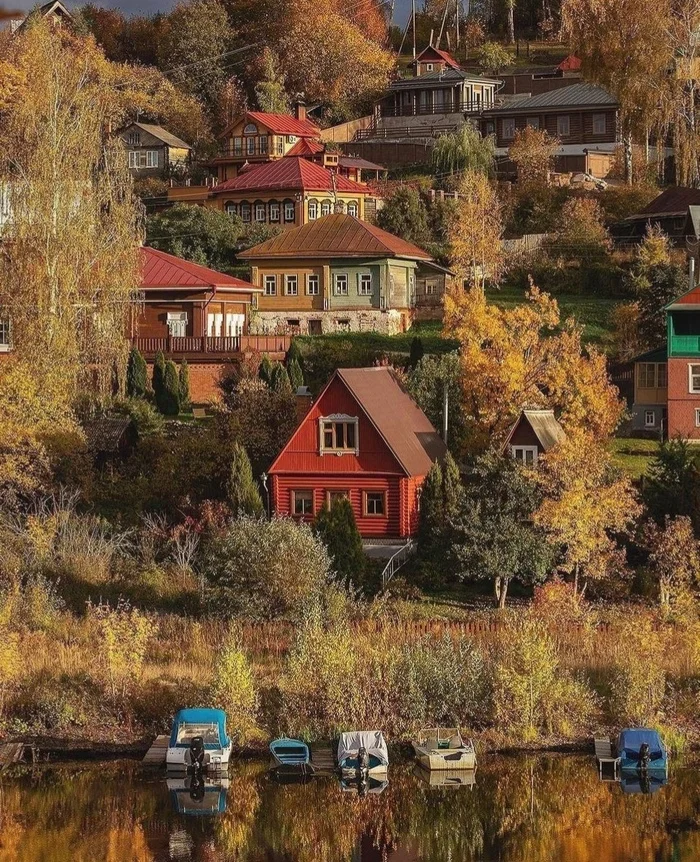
337;731;389;766
169;708;230;749
618;728;664;760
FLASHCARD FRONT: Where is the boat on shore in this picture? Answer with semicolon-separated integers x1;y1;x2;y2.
617;728;668;773
412;728;477;771
269;738;315;775
166;708;232;772
337;731;389;776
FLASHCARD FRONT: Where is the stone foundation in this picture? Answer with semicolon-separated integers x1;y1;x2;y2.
250;309;411;336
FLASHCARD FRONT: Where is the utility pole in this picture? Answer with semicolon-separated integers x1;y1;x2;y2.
412;0;416;59
455;0;460;49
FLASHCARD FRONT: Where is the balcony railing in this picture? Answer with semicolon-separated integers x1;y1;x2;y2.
132;334;291;356
379;99;491;119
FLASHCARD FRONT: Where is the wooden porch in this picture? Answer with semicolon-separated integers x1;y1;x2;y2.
132;333;291;359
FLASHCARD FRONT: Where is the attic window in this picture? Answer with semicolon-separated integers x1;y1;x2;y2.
426;63;434;71
320;415;359;454
127;132;140;146
511;445;538;466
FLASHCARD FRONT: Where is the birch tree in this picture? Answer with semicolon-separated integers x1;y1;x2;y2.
448;170;505;290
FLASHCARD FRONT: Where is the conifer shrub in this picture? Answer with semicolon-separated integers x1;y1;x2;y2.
227;442;264;516
159;360;180;415
258;355;273;386
178;360;190;409
285;339;304;370
408;336;424;369
287;357;304;390
126;346;148;398
313;497;366;583
269;362;292;393
152;350;166;403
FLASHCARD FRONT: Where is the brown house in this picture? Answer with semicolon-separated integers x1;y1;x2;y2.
482;83;619;175
497;55;582;96
134;247;288;401
502;409;566;466
410;45;461;77
118;122;192;178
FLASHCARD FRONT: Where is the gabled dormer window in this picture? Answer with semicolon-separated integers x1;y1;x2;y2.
320;414;359;454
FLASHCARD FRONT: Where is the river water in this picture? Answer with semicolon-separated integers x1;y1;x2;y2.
0;753;698;861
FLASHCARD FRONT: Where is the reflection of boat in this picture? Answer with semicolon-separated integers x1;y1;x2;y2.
337;731;389;777
617;728;668;773
413;763;477;788
166;708;232;771
411;728;477;771
167;774;229;815
269;738;315;775
619;771;668;794
340;775;389;796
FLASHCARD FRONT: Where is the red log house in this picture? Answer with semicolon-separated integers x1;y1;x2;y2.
268;367;447;538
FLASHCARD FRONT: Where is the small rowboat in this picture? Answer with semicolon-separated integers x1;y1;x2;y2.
269;738;315;775
412;728;477;771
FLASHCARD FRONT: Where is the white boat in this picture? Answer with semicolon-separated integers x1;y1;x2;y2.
412;728;477;771
166;708;232;771
337;730;389;776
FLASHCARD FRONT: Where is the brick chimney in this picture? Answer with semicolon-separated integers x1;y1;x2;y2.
294;101;307;123
295;386;313;424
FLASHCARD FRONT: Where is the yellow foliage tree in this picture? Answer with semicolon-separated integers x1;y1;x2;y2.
534;429;641;595
448;170;505;289
508;126;560;187
644;515;700;608
443;284;624;451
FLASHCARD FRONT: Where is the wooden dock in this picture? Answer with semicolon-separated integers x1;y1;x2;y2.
142;735;169;766
0;743;25;770
311;743;336;772
594;735;619;779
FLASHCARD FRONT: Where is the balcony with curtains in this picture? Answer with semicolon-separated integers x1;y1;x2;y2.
131;333;291;358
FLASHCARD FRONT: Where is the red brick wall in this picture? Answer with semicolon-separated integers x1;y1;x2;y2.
146;361;229;404
667;357;700;439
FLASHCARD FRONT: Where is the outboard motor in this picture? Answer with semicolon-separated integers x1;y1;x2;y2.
357;746;370;775
188;736;206;773
189;772;206;802
639;742;651;772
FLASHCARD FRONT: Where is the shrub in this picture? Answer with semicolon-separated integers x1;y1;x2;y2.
178;360;190;409
287;357;304;390
476;41;511;75
227;442;264;517
610;614;667;725
126;347;148;398
123;398;163;436
0;624;20;718
258;355;273;386
269;362;292;393
313;497;365;584
210;630;259;743
202;516;331;621
158;360;181;415
152;350;166;404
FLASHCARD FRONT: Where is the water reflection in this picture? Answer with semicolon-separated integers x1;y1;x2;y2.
0;754;699;861
166;773;229;816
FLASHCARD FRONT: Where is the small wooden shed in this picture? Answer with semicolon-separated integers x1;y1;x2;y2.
502;409;566;466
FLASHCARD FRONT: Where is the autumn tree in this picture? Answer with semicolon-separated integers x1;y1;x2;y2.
548;197;612;261
431;124;495;177
643;515;700;607
476;41;512;75
448;170;505;290
0;21;142;400
534;429;641;595
147;203;244;270
253;47;290;114
508;126;560;187
443;285;624;452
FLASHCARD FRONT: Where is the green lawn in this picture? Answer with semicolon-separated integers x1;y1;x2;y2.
609;437;660;480
485;284;619;349
297;320;458;357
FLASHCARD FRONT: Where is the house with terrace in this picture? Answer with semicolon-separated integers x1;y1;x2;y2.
268;366;447;538
238;214;451;335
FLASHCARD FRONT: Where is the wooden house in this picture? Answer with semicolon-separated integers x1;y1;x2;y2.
665;284;700;440
6;0;72;32
238;214;450;335
613;347;668;434
610;187;700;246
410;45;461;77
268;367;447;538
482;83;619;175
497;55;582;96
134;247;289;401
118;123;192;178
502;409;566;465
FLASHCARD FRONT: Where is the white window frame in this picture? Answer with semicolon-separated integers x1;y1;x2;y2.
592;113;607;135
557;115;570;137
321;201;332;217
696;408;700;428
128;151;138;169
347;201;358;217
167;311;187;337
264;275;277;296
503;117;516;140
426;63;434;71
269;201;280;223
240;202;251;223
526;116;540;130
285;274;298;296
130;150;158;169
246;136;256;156
308;200;318;220
511;445;539;466
689;363;700;393
254;202;266;223
258;135;268;154
319;415;359;455
358;273;372;296
284;201;295;223
306;274;319;296
334;274;348;296
0;317;10;351
644;410;656;428
224;201;237;217
425;281;437;296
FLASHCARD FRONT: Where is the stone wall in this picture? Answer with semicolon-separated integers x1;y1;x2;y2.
250;309;411;336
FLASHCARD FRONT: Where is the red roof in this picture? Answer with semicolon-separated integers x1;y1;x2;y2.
413;45;461;70
286;138;326;157
243;111;320;138
211;157;369;195
557;54;582;72
141;246;259;291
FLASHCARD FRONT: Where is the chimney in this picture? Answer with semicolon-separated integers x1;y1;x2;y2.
294;101;307;123
295;386;313;425
690;256;696;291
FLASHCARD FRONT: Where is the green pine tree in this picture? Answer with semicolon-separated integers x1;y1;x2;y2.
417;461;444;560
159;360;181;415
178;360;190;409
270;362;292;393
442;451;465;523
126;346;148;398
285;339;304;370
313;497;365;583
259;355;273;387
288;357;304;390
152;350;166;406
227;442;265;516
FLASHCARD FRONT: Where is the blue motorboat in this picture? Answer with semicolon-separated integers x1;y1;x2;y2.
166;708;232;771
167;774;229;815
269;737;315;775
617;728;668;773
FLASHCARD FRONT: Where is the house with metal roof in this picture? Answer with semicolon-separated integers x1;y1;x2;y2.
496;54;582;96
502;409;566;466
610;187;700;246
238;213;452;335
117;122;192;179
268;366;447;538
482;83;619;175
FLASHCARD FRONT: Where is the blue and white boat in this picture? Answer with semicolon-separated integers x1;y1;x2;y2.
617;728;668;773
167;774;229;815
269;737;315;775
166;708;232;771
337;731;389;777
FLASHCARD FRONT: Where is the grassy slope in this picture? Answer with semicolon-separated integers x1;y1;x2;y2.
609;437;660;480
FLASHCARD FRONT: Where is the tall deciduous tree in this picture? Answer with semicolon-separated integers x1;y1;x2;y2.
375;187;431;248
448;170;505;290
431;124;495;177
147;204;244;271
253;47;290;114
0;21;142;399
508;126;560;187
643;515;700;607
